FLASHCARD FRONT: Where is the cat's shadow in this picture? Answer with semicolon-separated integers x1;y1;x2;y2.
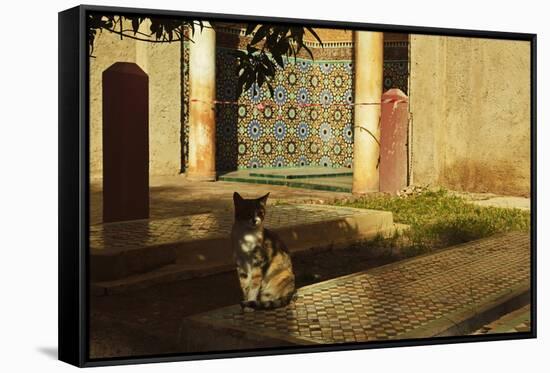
36;346;58;360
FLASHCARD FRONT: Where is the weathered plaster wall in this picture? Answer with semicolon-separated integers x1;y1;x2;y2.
89;20;182;178
409;35;531;196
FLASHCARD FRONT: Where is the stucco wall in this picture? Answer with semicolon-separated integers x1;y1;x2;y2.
409;35;531;196
89;20;182;178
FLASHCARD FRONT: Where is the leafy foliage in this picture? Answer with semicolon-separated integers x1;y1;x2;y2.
233;24;323;97
87;14;200;55
87;14;323;98
88;14;115;55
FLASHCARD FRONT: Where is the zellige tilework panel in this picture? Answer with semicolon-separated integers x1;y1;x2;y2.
182;28;410;172
215;50;355;171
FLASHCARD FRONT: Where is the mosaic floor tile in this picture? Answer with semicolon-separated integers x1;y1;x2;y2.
90;204;376;252
188;233;530;345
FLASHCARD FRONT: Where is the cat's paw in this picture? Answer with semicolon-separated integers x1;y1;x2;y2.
240;300;257;312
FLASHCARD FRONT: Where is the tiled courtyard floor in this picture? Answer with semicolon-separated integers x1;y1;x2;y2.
89;175;532;356
90;232;531;358
90;203;394;285
90;204;388;254
90;175;350;225
183;232;530;351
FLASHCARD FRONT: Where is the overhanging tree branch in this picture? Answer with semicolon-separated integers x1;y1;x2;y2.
87;14;324;98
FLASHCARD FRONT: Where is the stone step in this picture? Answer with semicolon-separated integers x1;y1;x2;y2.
247;167;353;180
218;175;352;192
90;204;395;284
218;167;353;192
91;261;234;296
180;232;531;351
92;222;409;296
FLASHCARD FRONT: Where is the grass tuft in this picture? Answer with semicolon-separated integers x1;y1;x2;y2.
335;189;530;256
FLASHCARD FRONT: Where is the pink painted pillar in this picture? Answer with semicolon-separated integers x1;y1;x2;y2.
379;89;409;193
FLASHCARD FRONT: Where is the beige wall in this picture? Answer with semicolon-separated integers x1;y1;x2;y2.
89;20;182;178
409;35;531;196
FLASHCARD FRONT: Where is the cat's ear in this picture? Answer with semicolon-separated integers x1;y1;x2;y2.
258;192;270;206
233;192;243;205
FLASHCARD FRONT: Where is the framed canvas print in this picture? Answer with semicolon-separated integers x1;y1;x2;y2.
58;4;537;367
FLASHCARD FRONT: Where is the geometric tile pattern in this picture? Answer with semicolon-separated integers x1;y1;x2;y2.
182;39;190;172
214;49;355;171
182;35;190;171
384;61;408;94
194;232;530;344
90;204;370;252
383;37;409;94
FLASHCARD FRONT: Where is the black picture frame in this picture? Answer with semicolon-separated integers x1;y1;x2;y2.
58;4;537;368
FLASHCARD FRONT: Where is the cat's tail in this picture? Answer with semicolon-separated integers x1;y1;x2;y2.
257;291;298;310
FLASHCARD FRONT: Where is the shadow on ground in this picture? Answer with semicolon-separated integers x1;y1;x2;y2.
36;346;58;360
89;249;395;359
90;176;350;225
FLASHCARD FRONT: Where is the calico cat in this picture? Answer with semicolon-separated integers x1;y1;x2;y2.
231;192;296;311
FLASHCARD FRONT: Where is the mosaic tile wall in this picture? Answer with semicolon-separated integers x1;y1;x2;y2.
182;37;190;172
182;32;409;172
383;38;409;94
384;60;408;94
215;50;355;171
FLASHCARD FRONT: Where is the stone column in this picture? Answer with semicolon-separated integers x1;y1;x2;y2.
187;22;217;181
352;31;384;194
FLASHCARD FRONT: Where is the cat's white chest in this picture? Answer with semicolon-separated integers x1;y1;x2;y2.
238;232;261;253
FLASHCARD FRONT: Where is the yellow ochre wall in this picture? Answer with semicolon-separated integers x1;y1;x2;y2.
89;20;182;178
90;26;531;196
409;35;531;196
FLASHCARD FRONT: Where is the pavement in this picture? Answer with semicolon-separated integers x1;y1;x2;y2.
89;176;531;296
88;176;532;357
451;191;531;211
90;175;351;225
471;196;531;211
182;232;530;351
90;204;397;292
